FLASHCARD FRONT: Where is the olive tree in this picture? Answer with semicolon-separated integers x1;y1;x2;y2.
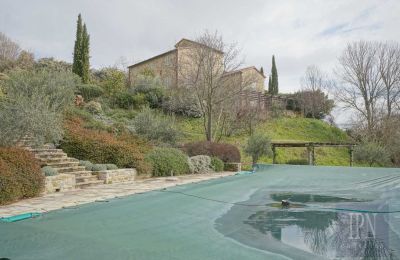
244;133;273;165
353;141;391;167
0;69;79;146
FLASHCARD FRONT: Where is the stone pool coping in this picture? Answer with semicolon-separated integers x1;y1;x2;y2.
0;172;236;218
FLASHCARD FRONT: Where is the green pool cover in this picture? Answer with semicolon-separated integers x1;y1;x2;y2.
1;164;400;259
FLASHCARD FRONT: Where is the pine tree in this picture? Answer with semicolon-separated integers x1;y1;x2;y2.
271;55;279;94
268;75;272;93
72;14;83;76
81;24;90;83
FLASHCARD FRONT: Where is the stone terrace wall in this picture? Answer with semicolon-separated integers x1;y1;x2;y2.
96;169;137;184
45;174;76;193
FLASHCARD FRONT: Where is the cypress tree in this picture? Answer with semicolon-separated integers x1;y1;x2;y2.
260;67;264;76
81;24;90;83
268;75;272;93
72;14;83;76
271;55;279;94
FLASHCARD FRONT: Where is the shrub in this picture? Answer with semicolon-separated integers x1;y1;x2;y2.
0;69;79;146
132;107;181;145
162;90;202;118
41;166;58;176
61;116;152;175
0;147;44;205
97;67;127;95
84;101;102;115
79;160;93;171
354;141;391;167
182;141;241;163
91;164;108;172
105;164;118;170
114;91;147;109
77;84;104;101
132;75;165;108
145;147;191;177
210;156;224;172
244;133;273;165
189;155;212;174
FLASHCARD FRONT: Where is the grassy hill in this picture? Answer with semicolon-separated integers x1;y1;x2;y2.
178;117;352;168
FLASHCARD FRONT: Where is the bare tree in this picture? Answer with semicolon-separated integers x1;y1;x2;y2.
335;41;383;133
178;31;255;141
0;32;22;72
298;65;334;119
377;42;400;117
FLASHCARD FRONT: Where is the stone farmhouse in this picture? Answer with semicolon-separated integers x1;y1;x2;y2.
128;38;291;115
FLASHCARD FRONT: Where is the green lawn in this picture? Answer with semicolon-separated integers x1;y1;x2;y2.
177;117;353;167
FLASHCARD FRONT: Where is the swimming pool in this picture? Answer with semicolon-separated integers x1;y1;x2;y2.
1;164;399;259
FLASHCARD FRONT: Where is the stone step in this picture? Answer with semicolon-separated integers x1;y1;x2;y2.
54;166;87;173
35;153;67;159
45;161;80;168
39;157;79;164
70;171;94;177
76;175;99;183
76;180;105;188
28;148;64;154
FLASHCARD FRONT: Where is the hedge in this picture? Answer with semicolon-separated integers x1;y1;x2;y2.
145;147;191;177
61;116;152;175
0;147;44;205
182;141;241;163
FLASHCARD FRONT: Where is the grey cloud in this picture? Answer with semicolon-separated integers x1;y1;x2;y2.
0;0;399;93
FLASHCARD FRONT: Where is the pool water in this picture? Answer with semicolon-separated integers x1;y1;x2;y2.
216;189;399;259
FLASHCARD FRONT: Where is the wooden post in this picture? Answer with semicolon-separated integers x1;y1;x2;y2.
307;144;315;165
349;145;354;167
272;145;277;164
311;145;315;166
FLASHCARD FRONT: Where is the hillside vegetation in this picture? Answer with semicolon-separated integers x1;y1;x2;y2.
178;117;352;167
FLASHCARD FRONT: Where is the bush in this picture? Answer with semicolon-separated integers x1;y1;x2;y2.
61;116;152;175
211;156;224;172
91;164;108;172
114;91;147;109
354;141;391;167
77;84;104;101
132;107;181;145
0;69;79;146
189;155;212;174
97;67;127;95
79;160;93;171
244;133;272;165
145;147;191;177
84;101;102;115
132;75;165;108
105;164;118;170
0;147;44;205
41;166;58;176
182;141;241;163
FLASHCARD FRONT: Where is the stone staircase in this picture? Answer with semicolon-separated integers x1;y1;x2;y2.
19;140;104;188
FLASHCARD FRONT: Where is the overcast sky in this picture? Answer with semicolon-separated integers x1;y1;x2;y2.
1;0;399;94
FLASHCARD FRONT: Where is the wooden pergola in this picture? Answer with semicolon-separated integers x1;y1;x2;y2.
271;142;356;166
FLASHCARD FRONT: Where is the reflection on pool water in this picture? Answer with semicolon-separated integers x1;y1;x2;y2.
216;191;396;259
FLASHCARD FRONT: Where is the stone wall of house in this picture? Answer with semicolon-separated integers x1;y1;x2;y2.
128;51;177;88
96;169;137;184
240;68;265;92
45;174;76;193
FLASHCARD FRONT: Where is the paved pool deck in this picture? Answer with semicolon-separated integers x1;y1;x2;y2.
0;172;236;218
